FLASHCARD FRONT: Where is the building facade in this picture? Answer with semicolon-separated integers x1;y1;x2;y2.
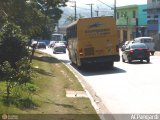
146;0;160;50
116;5;147;45
147;0;160;36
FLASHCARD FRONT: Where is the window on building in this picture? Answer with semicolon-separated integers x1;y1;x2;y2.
152;0;156;2
157;0;160;2
147;16;151;18
154;15;158;18
124;12;127;18
121;12;124;17
147;20;158;24
117;12;119;19
133;11;136;18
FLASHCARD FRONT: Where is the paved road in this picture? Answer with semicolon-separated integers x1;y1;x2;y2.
40;48;160;114
81;57;160;114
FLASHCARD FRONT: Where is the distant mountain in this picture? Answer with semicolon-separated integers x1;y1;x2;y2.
59;6;113;27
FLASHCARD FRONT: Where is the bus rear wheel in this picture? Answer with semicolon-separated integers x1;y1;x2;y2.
105;62;114;68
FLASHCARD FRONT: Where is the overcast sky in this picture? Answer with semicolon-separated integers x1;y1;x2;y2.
67;0;147;7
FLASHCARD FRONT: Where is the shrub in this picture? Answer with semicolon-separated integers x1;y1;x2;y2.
0;22;29;67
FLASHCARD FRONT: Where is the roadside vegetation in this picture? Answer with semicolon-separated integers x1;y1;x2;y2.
0;0;68;39
0;1;100;119
0;51;100;120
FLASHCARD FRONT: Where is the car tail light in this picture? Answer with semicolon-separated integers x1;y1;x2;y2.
79;48;83;56
130;49;134;53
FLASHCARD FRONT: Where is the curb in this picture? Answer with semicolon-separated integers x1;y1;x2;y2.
66;64;112;120
38;49;112;120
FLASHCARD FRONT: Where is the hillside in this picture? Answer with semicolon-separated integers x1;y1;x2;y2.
59;6;113;27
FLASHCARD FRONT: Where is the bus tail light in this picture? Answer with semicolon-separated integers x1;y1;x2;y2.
79;48;83;56
116;45;119;52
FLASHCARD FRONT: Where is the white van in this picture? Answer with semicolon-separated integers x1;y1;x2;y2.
133;37;155;55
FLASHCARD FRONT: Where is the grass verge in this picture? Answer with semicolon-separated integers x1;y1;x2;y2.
0;51;100;120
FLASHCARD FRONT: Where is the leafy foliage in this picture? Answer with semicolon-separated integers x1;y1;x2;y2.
0;57;33;102
0;0;69;107
0;22;32;104
0;0;68;39
0;22;29;67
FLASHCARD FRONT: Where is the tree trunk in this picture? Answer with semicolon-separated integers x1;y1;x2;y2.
6;81;11;105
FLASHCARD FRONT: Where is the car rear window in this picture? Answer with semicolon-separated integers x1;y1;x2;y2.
38;42;46;45
55;43;65;46
131;44;147;49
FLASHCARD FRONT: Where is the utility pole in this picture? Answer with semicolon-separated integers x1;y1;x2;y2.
95;10;99;17
86;4;94;17
97;0;117;20
136;17;139;37
69;1;77;21
114;0;116;20
74;1;77;20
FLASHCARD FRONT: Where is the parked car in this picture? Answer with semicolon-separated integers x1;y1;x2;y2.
37;42;46;49
122;43;150;63
133;37;155;55
52;43;66;54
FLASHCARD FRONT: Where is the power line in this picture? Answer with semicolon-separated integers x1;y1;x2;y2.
68;1;77;20
97;0;113;9
97;0;116;20
76;7;90;10
95;10;99;16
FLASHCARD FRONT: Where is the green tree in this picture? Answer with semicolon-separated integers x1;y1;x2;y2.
0;22;32;104
66;15;75;23
0;22;29;67
65;14;85;24
36;0;68;39
0;0;47;38
0;0;68;39
0;58;32;103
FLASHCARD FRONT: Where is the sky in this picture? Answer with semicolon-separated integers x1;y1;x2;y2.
60;0;147;26
67;0;147;7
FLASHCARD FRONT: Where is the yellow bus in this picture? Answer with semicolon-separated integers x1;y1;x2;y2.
66;16;120;68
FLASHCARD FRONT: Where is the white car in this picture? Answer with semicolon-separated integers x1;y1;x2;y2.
52;43;66;54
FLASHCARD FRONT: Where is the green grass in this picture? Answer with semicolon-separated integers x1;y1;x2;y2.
0;51;100;120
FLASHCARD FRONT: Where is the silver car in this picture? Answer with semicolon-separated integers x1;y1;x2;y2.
52;43;66;54
133;37;155;55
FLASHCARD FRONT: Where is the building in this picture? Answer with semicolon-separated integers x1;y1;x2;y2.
146;0;160;50
116;5;147;45
147;0;160;36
